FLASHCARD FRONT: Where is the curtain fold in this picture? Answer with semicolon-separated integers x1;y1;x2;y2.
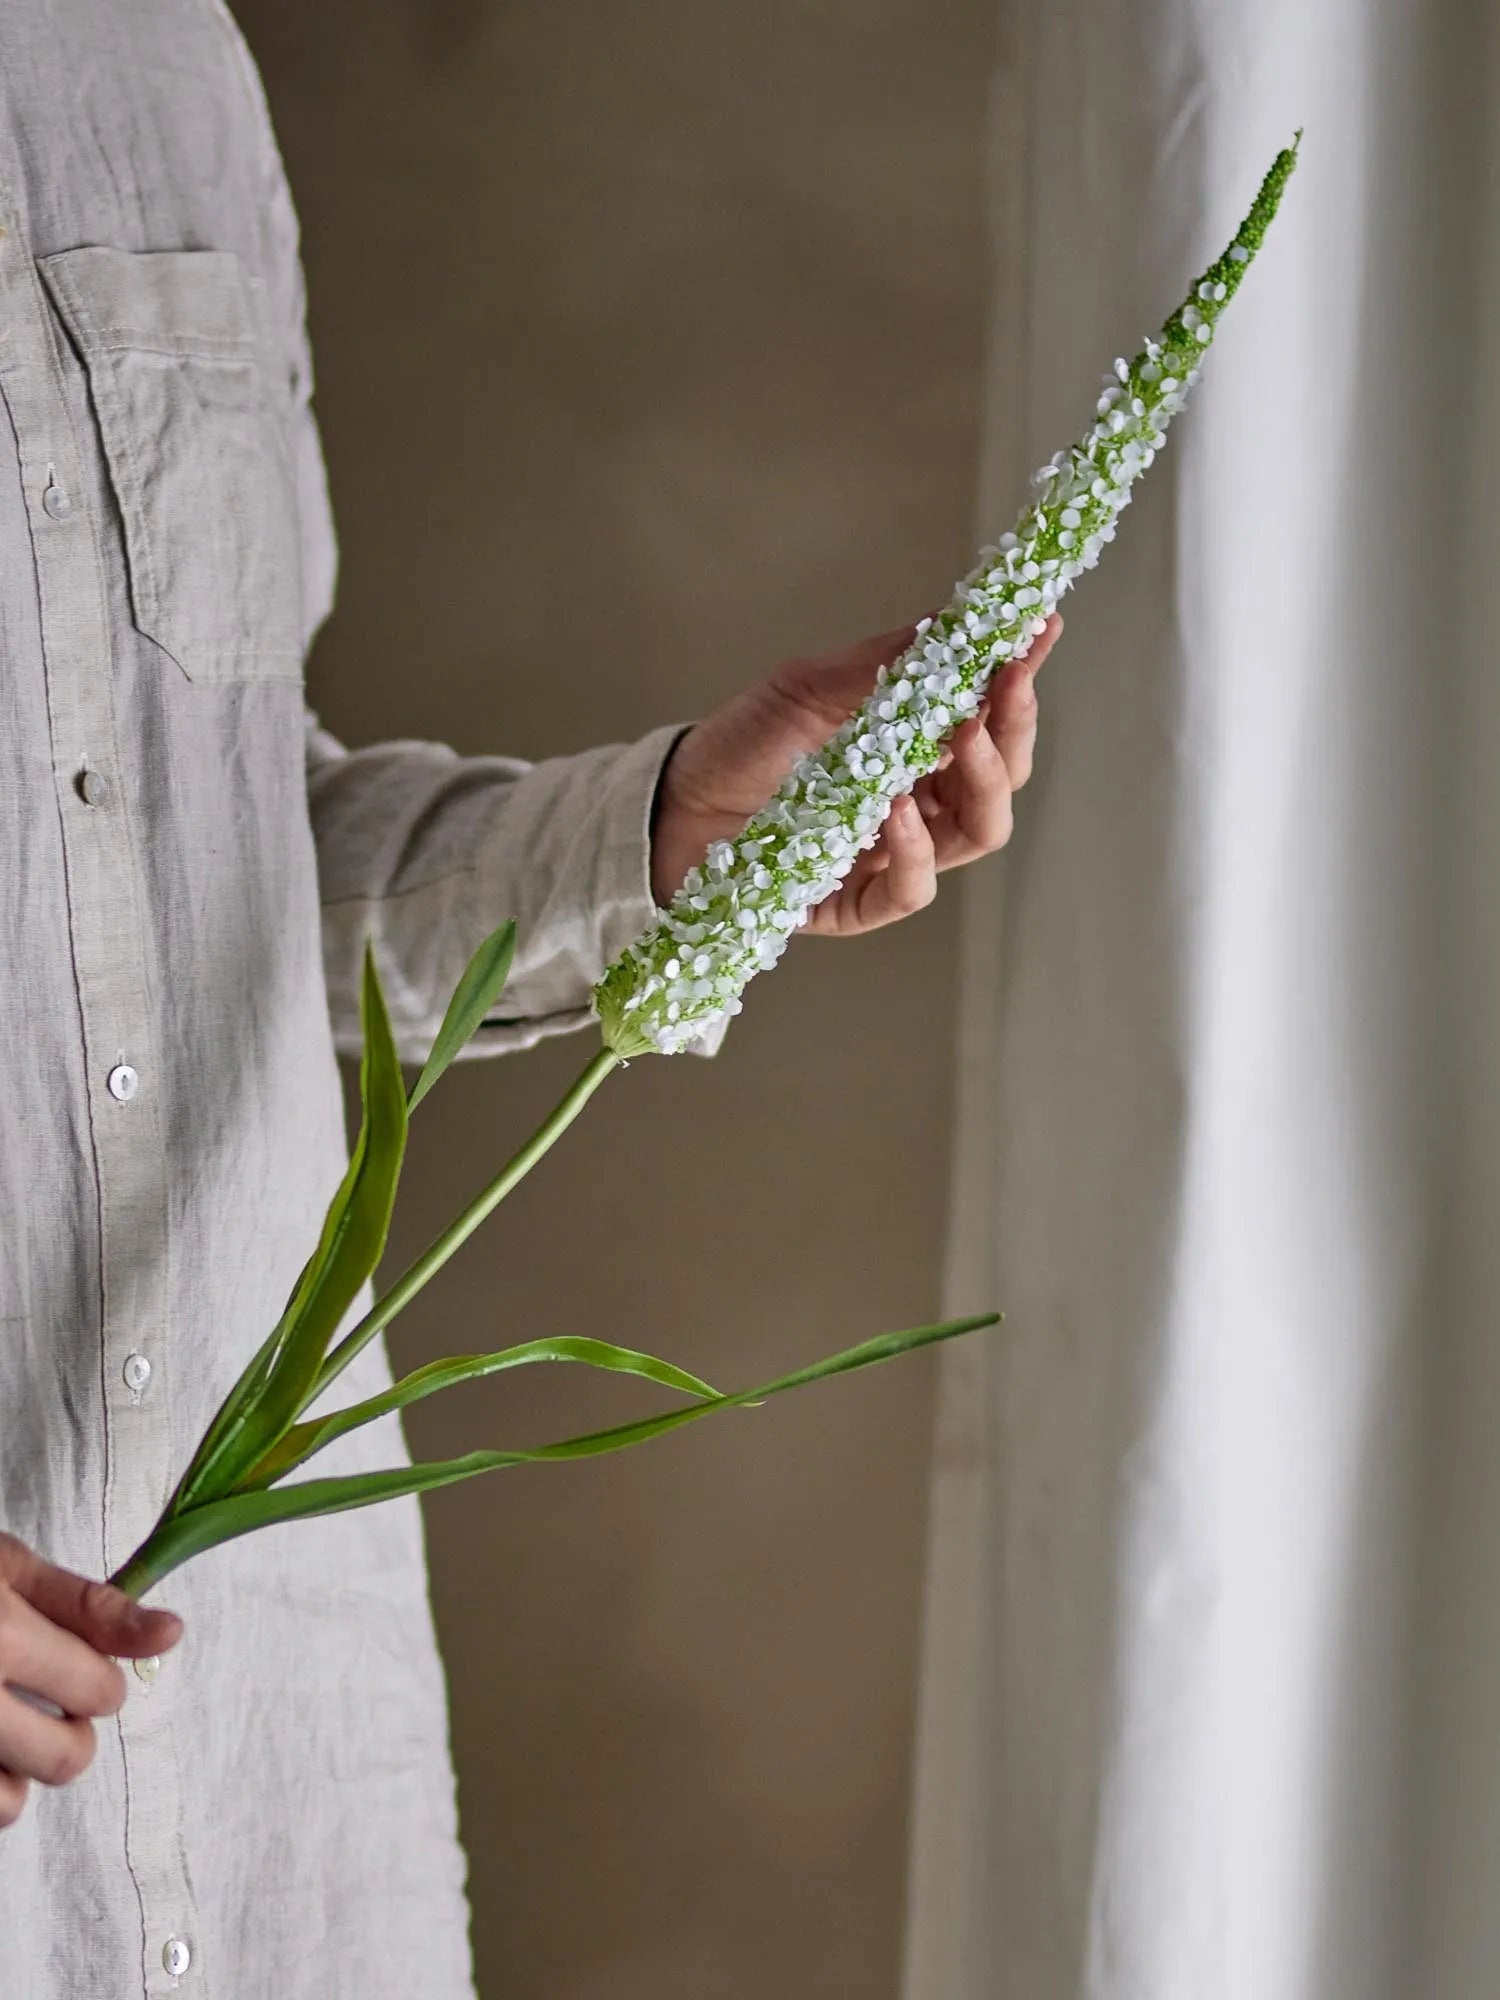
904;5;1500;1996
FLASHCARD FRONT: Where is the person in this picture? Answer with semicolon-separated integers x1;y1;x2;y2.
0;3;1058;1994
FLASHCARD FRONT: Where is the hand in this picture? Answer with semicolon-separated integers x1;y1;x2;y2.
651;613;1062;931
0;1534;182;1830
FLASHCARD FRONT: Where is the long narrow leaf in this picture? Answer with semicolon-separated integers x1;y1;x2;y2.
407;920;517;1113
164;1268;310;1516
173;946;409;1507
237;1336;722;1490
121;1312;998;1592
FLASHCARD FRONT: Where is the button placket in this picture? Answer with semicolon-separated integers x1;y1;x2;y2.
0;198;203;1993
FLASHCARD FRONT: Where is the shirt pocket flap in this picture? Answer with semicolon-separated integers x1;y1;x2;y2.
39;246;263;362
38;246;303;684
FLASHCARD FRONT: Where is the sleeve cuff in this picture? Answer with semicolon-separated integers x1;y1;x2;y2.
462;719;728;1060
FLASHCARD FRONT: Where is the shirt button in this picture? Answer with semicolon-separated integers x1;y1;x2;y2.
122;1351;153;1395
75;768;109;808
162;1936;192;1978
106;1063;139;1102
133;1653;161;1685
42;480;71;521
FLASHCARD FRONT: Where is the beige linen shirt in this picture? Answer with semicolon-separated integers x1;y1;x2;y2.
0;6;680;1994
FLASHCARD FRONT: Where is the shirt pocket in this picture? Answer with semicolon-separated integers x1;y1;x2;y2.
37;246;304;684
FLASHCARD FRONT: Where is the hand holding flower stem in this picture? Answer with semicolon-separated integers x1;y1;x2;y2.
109;138;1297;1600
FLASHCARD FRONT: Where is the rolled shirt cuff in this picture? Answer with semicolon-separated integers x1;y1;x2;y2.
465;719;727;1059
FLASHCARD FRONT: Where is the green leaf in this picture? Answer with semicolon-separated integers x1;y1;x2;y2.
162;1312;299;1520
238;1336;723;1489
172;944;410;1509
407;920;517;1113
166;1233;328;1515
115;1312;999;1593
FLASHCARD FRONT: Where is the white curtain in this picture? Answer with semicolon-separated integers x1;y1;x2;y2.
903;4;1500;1996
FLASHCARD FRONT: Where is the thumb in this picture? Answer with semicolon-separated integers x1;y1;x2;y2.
17;1555;183;1660
797;620;925;714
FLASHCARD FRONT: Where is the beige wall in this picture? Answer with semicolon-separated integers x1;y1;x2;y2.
234;5;995;1993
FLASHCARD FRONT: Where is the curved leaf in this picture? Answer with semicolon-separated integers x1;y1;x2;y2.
172;944;409;1509
408;920;517;1113
239;1336;722;1489
114;1312;999;1594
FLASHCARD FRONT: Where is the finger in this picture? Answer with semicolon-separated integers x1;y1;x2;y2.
801;841;883;934
791;618;927;718
0;1689;96;1788
853;796;937;929
838;839;892;891
10;1549;182;1662
1014;611;1063;677
0;1591;126;1720
0;1768;27;1829
992;682;1039;792
938;719;1015;861
986;652;1041;792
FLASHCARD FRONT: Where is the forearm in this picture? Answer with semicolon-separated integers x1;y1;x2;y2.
306;712;688;1061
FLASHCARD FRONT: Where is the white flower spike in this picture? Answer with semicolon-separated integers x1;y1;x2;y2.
596;137;1300;1057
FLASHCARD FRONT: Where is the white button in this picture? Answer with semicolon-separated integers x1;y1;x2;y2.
162;1936;191;1977
122;1352;152;1395
133;1653;160;1685
42;481;71;520
76;768;109;808
106;1063;139;1102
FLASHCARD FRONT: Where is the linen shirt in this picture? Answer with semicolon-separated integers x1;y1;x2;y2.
0;6;681;1994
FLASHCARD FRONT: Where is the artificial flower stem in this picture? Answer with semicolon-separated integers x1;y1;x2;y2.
109;1548;160;1599
308;1043;621;1404
594;137;1300;1057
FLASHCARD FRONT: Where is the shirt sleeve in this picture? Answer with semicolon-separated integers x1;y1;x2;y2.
273;157;721;1064
305;711;690;1061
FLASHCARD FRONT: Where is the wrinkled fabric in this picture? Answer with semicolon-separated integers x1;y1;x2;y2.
905;5;1489;1999
0;5;677;1994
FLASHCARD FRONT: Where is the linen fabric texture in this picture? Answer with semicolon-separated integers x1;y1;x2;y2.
0;4;680;1994
904;4;1498;1997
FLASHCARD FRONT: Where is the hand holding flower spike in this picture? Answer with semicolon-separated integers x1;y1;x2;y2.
107;141;1299;1602
596;138;1300;1057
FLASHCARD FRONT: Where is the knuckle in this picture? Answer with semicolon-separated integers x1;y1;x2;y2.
42;1724;94;1788
95;1662;128;1718
79;1579;124;1642
80;1580;114;1624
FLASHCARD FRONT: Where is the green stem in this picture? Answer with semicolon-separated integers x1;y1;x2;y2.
306;1043;621;1407
109;1043;624;1596
109;1550;161;1599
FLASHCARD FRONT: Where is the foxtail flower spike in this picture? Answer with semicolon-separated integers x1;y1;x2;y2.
595;136;1300;1057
